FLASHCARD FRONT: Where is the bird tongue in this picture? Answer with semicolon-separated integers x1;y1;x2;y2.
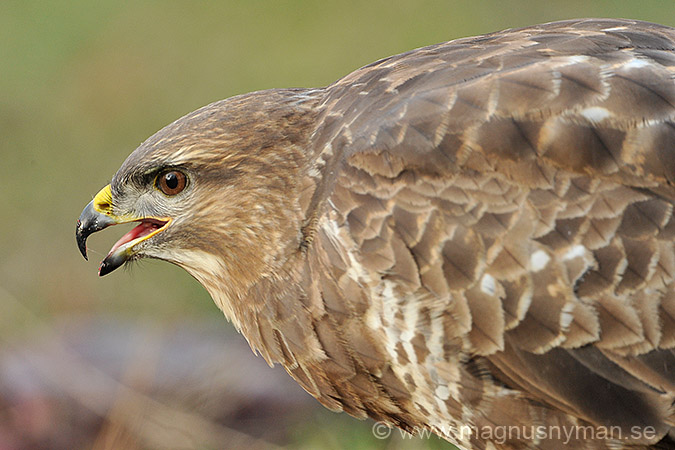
108;221;160;255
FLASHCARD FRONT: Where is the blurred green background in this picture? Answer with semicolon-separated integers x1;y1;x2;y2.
1;1;672;449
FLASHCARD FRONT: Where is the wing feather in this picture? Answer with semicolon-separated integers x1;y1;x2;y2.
308;18;675;448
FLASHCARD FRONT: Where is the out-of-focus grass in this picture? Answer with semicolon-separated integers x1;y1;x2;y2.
292;408;457;449
0;1;671;448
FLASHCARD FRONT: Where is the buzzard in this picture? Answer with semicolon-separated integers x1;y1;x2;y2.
76;19;675;449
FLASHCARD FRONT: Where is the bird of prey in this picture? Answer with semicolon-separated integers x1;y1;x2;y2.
76;18;675;449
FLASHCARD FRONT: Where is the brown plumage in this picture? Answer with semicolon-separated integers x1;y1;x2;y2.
76;19;675;449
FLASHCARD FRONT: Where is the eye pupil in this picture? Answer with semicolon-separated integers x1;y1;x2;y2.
157;170;187;195
165;172;178;189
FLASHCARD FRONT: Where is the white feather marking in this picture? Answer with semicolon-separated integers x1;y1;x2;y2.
178;249;239;326
486;81;500;116
435;385;450;401
376;280;400;368
480;274;496;296
306;166;321;178
401;329;415;343
564;244;588;261
562;55;590;65
623;58;651;69
176;249;229;286
551;70;562;96
341;125;353;145
171;145;198;163
433;109;453;146
580;106;612;122
323;218;369;284
560;302;575;330
321;142;334;157
530;250;550;272
517;291;533;321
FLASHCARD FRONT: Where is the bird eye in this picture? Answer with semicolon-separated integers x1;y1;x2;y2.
156;170;187;195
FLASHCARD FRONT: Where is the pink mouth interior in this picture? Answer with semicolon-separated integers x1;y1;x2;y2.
109;220;166;254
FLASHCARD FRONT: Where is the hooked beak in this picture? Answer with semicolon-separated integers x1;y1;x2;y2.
76;184;170;276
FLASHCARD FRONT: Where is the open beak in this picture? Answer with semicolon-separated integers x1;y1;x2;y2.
76;184;170;276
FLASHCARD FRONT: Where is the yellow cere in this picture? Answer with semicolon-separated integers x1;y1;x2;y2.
92;184;114;215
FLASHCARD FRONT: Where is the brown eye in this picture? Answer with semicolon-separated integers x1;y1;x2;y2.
157;170;187;195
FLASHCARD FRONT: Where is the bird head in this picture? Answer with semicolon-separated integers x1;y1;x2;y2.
76;89;320;315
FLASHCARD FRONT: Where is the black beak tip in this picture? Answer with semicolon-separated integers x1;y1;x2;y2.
98;252;125;277
76;219;89;260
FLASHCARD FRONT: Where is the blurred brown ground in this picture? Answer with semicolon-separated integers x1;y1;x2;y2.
0;315;315;449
